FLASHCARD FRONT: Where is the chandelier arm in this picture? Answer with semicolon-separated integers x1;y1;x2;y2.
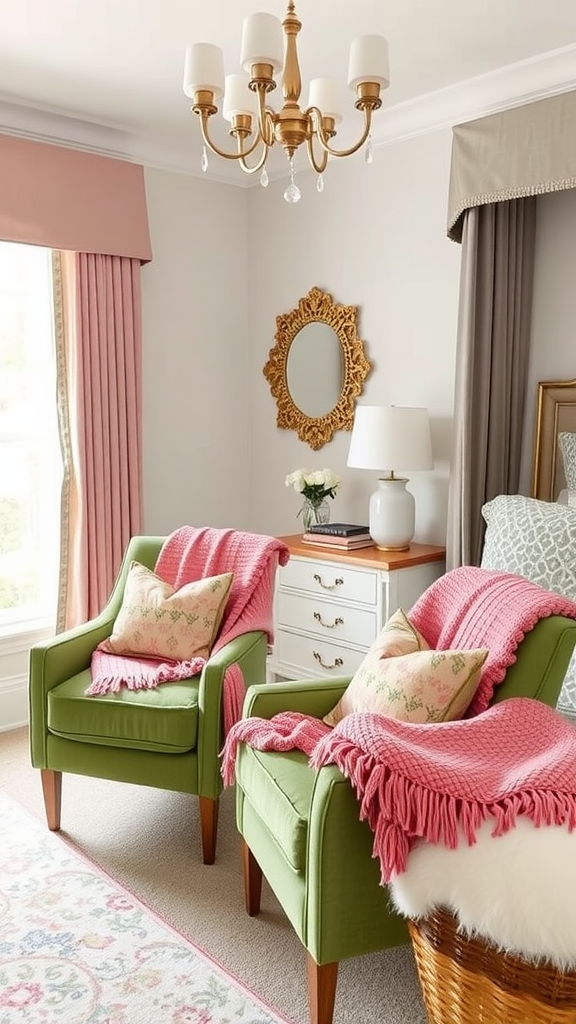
308;105;374;158
306;133;329;174
254;87;276;147
197;111;263;162
238;141;272;174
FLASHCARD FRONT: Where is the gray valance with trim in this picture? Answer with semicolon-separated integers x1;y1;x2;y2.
448;90;576;242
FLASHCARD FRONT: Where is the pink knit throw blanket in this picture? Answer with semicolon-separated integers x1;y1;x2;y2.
409;566;576;715
89;527;290;733
222;699;576;882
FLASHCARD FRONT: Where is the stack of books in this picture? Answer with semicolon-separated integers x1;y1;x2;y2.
302;523;373;550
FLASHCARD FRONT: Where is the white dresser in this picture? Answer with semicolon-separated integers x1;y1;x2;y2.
268;535;446;682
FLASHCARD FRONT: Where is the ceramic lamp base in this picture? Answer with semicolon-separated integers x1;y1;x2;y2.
369;477;415;551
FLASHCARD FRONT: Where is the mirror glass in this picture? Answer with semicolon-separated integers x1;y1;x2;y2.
287;323;344;418
263;286;371;450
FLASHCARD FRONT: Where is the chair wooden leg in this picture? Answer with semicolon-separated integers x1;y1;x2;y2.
199;796;219;865
41;769;62;831
307;954;339;1024
241;839;263;916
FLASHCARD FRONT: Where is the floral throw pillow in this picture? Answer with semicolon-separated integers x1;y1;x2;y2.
100;561;233;662
330;647;488;725
323;608;430;727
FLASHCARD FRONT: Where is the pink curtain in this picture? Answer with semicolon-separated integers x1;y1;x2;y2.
55;251;144;630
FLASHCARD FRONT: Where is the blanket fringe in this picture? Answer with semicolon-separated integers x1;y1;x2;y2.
221;712;329;787
85;657;206;696
311;731;576;882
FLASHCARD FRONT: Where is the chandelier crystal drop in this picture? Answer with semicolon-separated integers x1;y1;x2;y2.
365;134;374;165
283;158;301;204
183;2;389;203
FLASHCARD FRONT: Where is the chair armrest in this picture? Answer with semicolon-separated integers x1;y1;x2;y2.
243;677;351;720
304;761;409;963
28;612;118;770
197;631;268;797
29;612;117;695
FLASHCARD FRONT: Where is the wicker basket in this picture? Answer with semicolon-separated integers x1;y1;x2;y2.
407;908;576;1024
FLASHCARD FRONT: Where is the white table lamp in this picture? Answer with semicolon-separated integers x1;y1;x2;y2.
347;405;433;551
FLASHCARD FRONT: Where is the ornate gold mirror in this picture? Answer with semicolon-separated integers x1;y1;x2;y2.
263;286;371;449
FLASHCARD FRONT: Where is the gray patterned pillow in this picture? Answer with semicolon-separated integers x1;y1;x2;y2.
481;494;576;715
558;432;576;490
481;494;576;599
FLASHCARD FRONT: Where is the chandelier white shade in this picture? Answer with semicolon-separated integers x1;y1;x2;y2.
184;44;225;99
347;406;433;551
240;13;283;71
183;2;390;203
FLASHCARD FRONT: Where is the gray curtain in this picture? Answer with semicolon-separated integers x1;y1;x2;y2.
446;197;537;569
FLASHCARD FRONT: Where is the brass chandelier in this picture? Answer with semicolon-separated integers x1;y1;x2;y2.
183;2;390;203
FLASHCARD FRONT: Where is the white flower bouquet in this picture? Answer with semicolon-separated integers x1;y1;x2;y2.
285;468;342;527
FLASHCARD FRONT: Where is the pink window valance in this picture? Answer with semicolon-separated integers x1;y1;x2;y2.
0;133;152;262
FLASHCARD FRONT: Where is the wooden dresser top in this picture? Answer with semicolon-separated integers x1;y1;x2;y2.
278;535;446;572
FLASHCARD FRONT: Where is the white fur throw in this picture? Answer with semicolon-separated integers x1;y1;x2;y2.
389;816;576;970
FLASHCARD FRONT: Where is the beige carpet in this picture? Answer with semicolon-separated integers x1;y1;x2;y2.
0;727;427;1024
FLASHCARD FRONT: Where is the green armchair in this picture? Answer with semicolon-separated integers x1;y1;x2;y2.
29;535;268;864
234;613;576;1024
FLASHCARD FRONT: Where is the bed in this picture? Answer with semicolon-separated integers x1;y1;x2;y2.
528;376;576;716
480;376;576;718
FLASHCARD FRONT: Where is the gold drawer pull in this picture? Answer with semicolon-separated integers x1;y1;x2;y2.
313;573;344;591
314;611;344;629
313;651;344;670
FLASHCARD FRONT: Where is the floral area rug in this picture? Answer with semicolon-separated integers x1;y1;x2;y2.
0;793;290;1024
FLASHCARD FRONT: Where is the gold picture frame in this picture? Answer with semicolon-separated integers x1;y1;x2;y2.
532;377;576;500
263;286;372;450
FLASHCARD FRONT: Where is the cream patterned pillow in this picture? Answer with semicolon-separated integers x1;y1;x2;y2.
558;432;576;490
324;608;431;726
100;561;233;662
330;647;488;725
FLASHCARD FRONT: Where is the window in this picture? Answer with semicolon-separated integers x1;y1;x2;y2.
0;243;61;631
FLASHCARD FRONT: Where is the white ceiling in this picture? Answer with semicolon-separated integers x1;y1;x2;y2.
2;0;576;182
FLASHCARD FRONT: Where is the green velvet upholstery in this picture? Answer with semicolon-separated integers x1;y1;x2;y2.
235;613;576;1024
29;535;268;863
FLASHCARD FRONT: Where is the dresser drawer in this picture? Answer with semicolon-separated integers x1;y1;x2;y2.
279;557;378;605
275;629;365;679
277;590;377;647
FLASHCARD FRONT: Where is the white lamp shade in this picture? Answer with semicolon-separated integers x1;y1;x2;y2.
223;74;258;121
241;13;284;73
307;78;344;124
183;43;225;100
347;406;433;473
347;35;390;91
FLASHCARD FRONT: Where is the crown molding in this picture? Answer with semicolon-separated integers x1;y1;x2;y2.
0;43;575;185
372;42;576;149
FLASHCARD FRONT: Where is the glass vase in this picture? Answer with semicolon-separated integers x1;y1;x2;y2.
301;497;330;533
